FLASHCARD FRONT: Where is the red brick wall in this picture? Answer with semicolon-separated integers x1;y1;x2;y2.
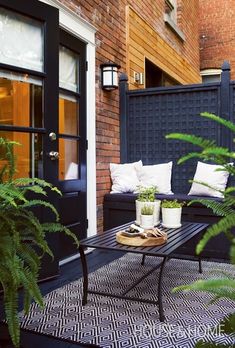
199;0;235;78
61;0;200;232
177;0;200;68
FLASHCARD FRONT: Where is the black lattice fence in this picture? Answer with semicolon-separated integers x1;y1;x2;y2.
120;62;233;194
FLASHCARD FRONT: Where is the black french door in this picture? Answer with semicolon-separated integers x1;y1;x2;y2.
0;0;87;275
0;0;59;183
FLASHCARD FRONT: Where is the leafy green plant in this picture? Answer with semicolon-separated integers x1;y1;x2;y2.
0;138;79;347
161;199;184;208
137;185;158;202
166;112;235;347
141;204;154;215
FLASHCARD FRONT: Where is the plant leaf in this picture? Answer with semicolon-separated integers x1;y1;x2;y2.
166;133;216;148
196;214;235;254
201;112;235;133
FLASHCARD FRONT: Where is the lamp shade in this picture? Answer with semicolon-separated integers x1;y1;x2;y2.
100;63;121;90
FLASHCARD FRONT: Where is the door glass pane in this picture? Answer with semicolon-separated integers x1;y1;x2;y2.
0;69;43;128
0;8;44;72
59;94;79;136
59;46;79;92
0;131;43;179
59;139;79;181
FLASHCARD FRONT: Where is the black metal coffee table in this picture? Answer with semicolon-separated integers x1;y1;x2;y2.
79;221;208;322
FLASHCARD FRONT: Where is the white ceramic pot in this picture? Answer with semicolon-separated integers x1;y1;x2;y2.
161;207;182;228
135;200;161;226
140;214;154;229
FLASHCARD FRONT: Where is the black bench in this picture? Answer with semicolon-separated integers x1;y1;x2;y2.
103;192;231;260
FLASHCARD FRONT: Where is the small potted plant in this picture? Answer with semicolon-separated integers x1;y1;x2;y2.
161;199;185;228
140;204;154;229
135;186;160;226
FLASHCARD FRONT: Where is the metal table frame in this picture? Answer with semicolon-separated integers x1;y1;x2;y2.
79;221;208;322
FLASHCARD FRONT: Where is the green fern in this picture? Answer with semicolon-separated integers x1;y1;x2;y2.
220;312;235;335
201;112;235;133
195;341;234;348
166;133;216;149
188;199;234;217
202;146;235;159
196;214;235;254
167;112;235;347
21;199;60;221
188;179;226;196
173;278;235;301
177;152;205;164
0;138;18;182
224;187;235;195
0;137;79;347
42;222;80;247
4;289;19;347
230;242;235;264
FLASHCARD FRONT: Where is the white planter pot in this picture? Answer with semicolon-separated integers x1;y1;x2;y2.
140;214;154;229
161;207;182;228
135;200;161;226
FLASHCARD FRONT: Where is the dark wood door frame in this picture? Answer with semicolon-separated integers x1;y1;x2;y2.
58;30;87;261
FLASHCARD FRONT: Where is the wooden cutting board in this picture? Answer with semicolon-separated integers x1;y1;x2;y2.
116;231;167;247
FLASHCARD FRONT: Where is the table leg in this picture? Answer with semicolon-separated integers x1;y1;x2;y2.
198;257;202;274
79;245;88;305
158;256;168;322
141;255;146;265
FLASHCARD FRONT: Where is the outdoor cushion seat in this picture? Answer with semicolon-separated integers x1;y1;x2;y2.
103;192;231;260
105;192;222;204
104;192;222;216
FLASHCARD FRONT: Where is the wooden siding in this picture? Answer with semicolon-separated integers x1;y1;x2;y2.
127;6;201;89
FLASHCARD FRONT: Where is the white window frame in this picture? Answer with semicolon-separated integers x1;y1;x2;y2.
200;68;222;82
39;0;97;239
165;0;177;23
164;0;185;41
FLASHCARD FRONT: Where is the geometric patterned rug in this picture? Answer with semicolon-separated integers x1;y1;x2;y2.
19;254;235;348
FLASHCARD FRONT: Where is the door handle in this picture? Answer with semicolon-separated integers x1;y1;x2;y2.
48;151;59;160
49;132;57;141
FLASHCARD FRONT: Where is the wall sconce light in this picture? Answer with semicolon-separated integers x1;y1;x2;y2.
134;71;144;85
100;63;121;91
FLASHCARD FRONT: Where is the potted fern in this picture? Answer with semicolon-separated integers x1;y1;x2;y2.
161;199;184;228
166;112;235;347
140;204;154;229
0;138;79;348
135;186;160;226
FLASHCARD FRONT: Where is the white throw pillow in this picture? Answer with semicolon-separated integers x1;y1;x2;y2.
110;160;142;193
137;161;173;194
188;161;230;198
